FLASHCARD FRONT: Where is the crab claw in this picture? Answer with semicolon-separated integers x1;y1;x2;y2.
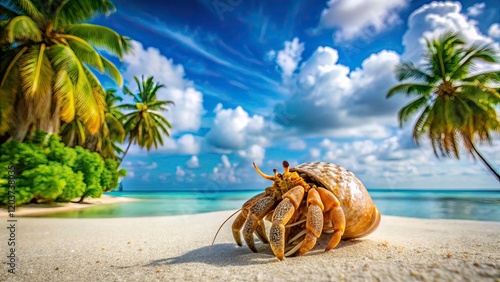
243;196;276;252
269;185;305;260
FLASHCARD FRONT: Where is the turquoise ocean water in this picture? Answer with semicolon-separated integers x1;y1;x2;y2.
31;189;500;221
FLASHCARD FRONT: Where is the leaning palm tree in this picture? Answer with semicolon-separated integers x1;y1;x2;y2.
0;0;131;142
119;75;174;163
387;31;500;182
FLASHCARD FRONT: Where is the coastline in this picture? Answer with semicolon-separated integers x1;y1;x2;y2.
0;195;135;217
1;210;499;281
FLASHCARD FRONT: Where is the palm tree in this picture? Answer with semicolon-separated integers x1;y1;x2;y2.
0;0;131;142
119;75;174;163
84;89;126;159
60;116;87;147
61;89;125;160
387;31;500;182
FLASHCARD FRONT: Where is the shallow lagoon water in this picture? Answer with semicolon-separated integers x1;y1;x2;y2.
30;189;500;221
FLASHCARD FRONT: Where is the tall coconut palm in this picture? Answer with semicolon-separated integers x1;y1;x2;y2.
119;75;174;163
387;31;500;182
0;0;131;142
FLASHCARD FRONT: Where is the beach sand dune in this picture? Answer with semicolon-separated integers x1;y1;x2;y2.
1;211;499;281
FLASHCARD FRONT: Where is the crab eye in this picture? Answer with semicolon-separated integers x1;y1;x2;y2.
283;160;289;168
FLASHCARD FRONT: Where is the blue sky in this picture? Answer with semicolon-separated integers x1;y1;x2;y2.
93;0;500;190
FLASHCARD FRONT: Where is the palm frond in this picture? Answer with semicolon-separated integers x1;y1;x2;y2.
60;34;104;72
412;104;431;143
72;61;105;134
150;112;171;136
52;70;75;122
1;46;27;88
147;100;174;111
66;24;130;58
397;96;428;127
46;44;80;83
386;83;433;98
4;15;42;43
394;61;432;82
106;114;125;142
100;55;122;85
0;57;19;135
463;70;500;83
452;42;499;80
6;0;43;22
18;44;54;100
118;103;139;111
54;0;115;27
459;83;500;101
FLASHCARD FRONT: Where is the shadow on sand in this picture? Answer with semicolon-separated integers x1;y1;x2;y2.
147;236;367;267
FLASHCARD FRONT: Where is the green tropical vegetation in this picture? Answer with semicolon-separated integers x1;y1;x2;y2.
61;89;125;160
0;0;174;205
0;0;131;142
0;131;124;205
120;75;174;163
387;31;500;182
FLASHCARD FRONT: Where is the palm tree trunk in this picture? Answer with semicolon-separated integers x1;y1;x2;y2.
470;141;500;183
119;137;134;165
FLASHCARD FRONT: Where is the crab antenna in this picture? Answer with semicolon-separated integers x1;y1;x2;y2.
210;208;242;248
283;160;290;175
253;162;275;180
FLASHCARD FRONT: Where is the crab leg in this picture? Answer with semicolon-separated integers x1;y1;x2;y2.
242;196;276;252
269;185;305;260
317;187;346;251
296;188;324;256
232;192;266;246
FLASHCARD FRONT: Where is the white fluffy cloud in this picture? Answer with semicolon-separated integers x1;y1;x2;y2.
176;134;200;155
186;155;199;168
123;41;204;133
309;148;321;159
175;166;185;181
319;0;407;41
466;2;485;17
238;144;266;166
275;38;305;77
148;134;201;155
206;104;267;150
274;47;402;138
488;23;500;39
211;155;238;183
402;2;498;62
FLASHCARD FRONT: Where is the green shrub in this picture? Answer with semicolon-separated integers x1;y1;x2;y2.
0;133;124;205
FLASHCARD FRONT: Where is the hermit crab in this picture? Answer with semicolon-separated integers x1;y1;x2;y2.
230;161;381;260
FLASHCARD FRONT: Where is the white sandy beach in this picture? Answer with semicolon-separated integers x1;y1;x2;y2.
1;210;499;281
0;195;135;218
